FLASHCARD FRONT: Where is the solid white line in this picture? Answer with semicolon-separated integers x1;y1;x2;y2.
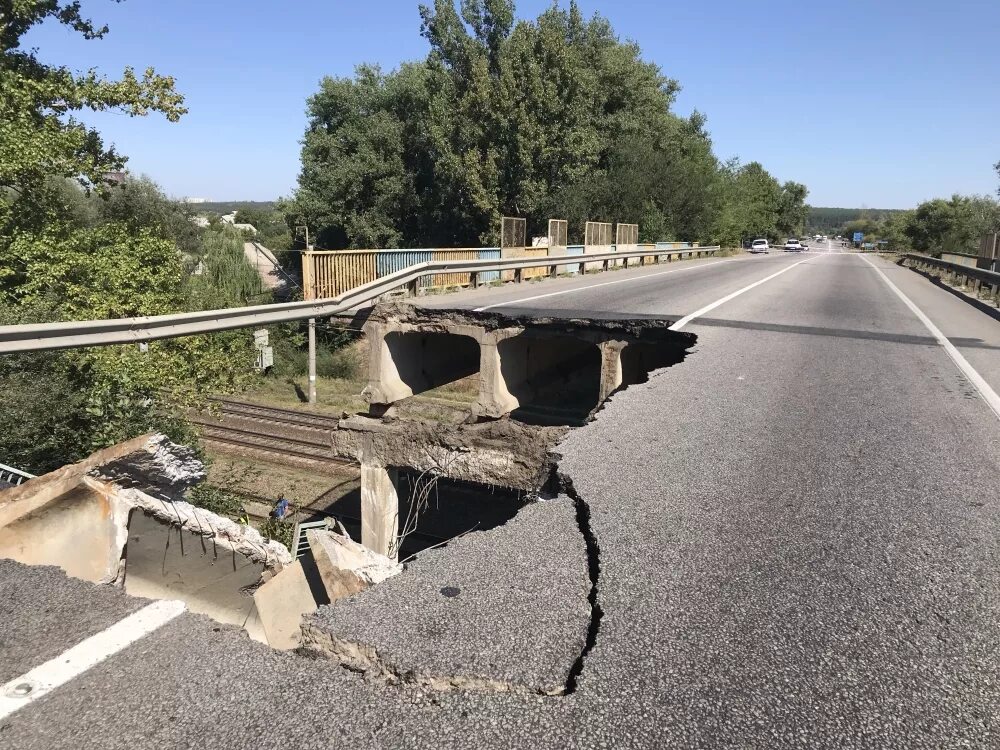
858;254;1000;422
0;599;186;720
472;257;744;311
669;257;815;331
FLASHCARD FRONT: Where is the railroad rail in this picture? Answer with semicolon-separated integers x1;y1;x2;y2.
206;396;343;431
191;397;355;469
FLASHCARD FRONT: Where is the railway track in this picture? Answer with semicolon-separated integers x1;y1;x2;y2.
206;396;343;430
190;397;356;469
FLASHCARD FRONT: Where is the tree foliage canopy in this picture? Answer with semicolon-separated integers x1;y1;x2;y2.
0;3;258;472
288;0;808;248
0;0;186;197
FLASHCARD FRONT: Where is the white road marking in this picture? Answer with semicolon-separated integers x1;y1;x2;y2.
0;599;186;720
669;257;815;331
859;254;1000;422
472;257;743;311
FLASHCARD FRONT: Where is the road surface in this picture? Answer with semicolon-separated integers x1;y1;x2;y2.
3;242;1000;748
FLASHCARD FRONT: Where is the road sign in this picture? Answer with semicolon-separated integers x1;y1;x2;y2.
853;232;864;243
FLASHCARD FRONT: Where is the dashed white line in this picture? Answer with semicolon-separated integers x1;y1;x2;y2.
472;257;744;311
669;257;815;331
0;599;186;720
859;254;1000;422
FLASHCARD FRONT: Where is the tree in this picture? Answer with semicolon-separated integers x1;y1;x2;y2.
0;4;260;472
712;161;785;246
288;1;770;249
0;2;185;197
777;181;809;237
904;195;1000;255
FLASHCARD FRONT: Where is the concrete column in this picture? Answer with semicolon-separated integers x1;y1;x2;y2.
598;341;625;402
361;322;413;407
360;439;400;560
472;330;521;419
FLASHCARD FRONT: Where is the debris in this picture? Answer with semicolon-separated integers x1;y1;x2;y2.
306;529;402;602
251;560;317;650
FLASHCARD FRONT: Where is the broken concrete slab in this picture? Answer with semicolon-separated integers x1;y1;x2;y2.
335;415;566;492
124;509;265;629
0;435;292;641
361;303;694;423
307;528;402;602
301;496;590;695
252;560;317;650
89;433;205;500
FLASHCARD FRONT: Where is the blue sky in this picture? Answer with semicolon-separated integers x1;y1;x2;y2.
24;0;1000;207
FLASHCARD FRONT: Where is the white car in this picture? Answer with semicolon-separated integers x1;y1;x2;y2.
783;238;804;252
750;239;770;254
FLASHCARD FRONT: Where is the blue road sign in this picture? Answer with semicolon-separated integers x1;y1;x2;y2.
853;232;864;242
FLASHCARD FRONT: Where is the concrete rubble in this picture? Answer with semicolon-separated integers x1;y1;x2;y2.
306;528;402;601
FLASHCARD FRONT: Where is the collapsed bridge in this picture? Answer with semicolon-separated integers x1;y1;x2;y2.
0;304;693;694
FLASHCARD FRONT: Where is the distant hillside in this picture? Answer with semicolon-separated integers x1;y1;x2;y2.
184;200;276;215
807;206;906;232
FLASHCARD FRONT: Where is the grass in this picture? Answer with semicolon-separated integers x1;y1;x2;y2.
241;373;367;415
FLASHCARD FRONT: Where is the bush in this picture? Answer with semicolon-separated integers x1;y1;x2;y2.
267;325;361;380
259;516;294;550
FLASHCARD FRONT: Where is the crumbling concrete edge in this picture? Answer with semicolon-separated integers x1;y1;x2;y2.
298;621;566;696
80;477;293;586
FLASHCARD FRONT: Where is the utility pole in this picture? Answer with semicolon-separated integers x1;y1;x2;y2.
308;318;317;404
299;225;318;405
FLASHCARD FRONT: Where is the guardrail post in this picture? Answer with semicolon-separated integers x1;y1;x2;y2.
514;268;523;284
407;278;419;297
622;256;629;269
549;263;557;278
602;259;610;272
470;271;480;289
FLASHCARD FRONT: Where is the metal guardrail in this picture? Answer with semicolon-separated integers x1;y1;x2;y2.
0;245;721;353
902;253;1000;291
0;462;35;487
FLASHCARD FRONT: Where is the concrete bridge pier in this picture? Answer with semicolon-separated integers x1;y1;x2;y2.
360;436;400;561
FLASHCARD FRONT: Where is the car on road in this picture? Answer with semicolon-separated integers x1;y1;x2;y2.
784;238;805;252
750;238;770;254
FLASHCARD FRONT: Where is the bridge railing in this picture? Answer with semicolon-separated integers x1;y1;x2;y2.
302;242;694;300
0;245;721;353
0;462;35;487
902;253;1000;299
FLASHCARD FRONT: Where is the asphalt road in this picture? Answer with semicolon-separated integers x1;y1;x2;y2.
3;243;1000;748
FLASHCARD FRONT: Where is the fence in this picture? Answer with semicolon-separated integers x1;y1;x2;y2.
302;238;699;300
0;462;35;487
305;248;502;299
903;253;1000;302
941;252;979;269
978;233;999;272
548;219;568;248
